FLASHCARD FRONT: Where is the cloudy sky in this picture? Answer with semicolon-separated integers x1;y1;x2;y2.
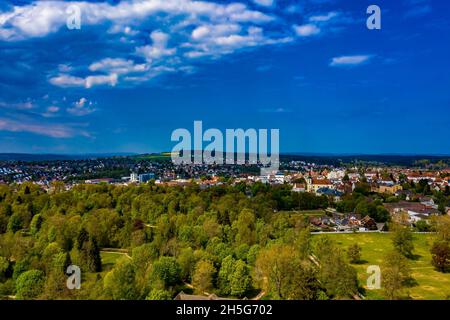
0;0;449;154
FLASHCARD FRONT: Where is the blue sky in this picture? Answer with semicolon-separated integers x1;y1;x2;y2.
0;0;449;155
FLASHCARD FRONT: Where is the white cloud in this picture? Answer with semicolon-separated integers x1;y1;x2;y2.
192;23;241;40
185;25;291;59
136;31;176;61
108;25;139;36
0;0;274;41
3;0;353;89
0;2;67;40
330;55;373;67
309;12;339;22
0;117;89;138
293;24;321;37
89;58;148;75
49;73;118;89
49;74;85;87
67;98;96;116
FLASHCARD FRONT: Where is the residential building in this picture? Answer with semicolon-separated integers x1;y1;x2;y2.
130;172;138;183
306;177;333;193
139;173;155;183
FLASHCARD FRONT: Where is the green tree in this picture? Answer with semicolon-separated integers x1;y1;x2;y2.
415;220;430;232
82;236;102;272
15;270;45;299
434;216;450;242
0;256;9;281
229;260;251;297
314;237;358;298
347;243;362;264
177;247;196;281
255;244;320;300
430;240;450;272
392;225;415;258
318;249;358;298
104;259;139;300
192;260;216;294
152;256;181;288
12;259;30;281
232;209;256;245
218;255;234;295
246;244;260;266
42;253;72;299
7;212;23;233
382;251;412;300
30;214;43;236
146;288;172;300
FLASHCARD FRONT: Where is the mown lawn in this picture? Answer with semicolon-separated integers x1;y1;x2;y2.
314;232;450;300
100;251;128;271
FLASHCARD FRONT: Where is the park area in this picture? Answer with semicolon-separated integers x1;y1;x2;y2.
316;232;450;300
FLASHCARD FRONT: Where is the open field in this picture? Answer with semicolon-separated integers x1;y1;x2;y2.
132;153;171;161
100;251;129;272
315;232;450;300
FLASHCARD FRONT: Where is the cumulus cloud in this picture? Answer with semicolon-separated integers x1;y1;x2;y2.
49;74;85;87
185;25;292;59
1;0;354;89
191;23;241;40
49;73;118;89
330;55;373;67
85;73;118;89
136;31;176;61
0;0;274;41
89;58;148;75
293;24;321;37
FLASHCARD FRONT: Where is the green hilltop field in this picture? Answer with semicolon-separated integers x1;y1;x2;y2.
316;232;450;300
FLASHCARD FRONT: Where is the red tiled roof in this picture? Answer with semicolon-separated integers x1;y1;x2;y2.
312;179;332;185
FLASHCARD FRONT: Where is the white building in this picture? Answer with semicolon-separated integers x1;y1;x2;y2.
130;172;138;183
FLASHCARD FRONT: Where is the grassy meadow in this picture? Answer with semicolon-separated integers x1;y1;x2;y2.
315;232;450;300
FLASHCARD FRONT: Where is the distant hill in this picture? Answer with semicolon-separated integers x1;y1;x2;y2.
0;153;137;162
1;152;448;167
280;153;450;167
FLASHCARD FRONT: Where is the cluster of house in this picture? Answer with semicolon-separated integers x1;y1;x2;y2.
383;198;442;224
286;168;450;197
309;211;382;232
